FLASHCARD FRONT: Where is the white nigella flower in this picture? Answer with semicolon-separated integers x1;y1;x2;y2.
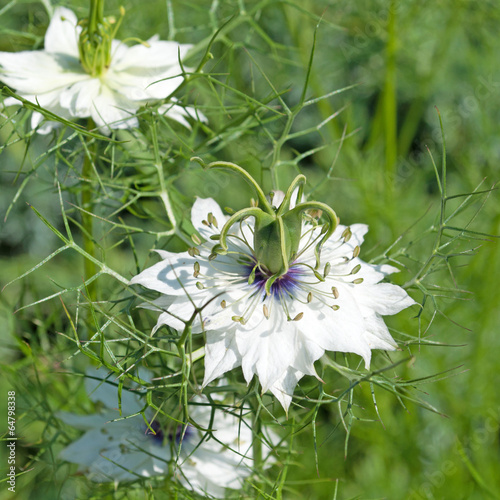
59;368;261;497
130;162;416;411
0;6;201;134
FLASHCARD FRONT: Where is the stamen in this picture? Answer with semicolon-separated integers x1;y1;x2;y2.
342;227;352;242
232;315;246;325
353;278;364;284
191;234;201;245
353;245;360;258
331;286;339;299
263;304;270;319
292;312;304;321
323;262;331;278
350;264;361;275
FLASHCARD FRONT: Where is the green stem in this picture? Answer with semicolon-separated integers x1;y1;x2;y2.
252;397;262;473
384;0;398;194
82;122;97;303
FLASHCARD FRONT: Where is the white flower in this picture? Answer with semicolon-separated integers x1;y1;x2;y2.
0;7;201;134
130;197;416;411
59;368;263;497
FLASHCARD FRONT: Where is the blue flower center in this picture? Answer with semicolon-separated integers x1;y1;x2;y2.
248;263;304;297
145;420;165;445
144;420;195;446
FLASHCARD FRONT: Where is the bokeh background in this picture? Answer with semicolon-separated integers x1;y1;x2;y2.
1;0;499;499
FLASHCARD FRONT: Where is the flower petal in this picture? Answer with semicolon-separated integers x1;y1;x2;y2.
269;368;304;412
190;197;228;241
203;329;241;386
44;7;80;58
0;50;86;94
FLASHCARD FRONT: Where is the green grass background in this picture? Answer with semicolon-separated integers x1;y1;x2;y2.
1;0;499;499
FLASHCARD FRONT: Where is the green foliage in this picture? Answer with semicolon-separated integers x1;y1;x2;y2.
1;1;499;499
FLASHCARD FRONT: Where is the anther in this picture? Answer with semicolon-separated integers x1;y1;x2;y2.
323;262;331;278
231;315;246;325
351;264;361;275
263;304;270;319
193;261;200;277
342;227;352;242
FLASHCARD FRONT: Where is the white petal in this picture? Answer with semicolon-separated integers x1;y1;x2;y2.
60;78;101;118
0;51;86;94
57;411;111;430
236;321;296;392
190;197;227;241
130;250;205;296
59;428;112;466
89;85;139;131
20;89;73;132
357;282;416;315
269;368;304;412
203;329;241;386
112;39;191;70
363;314;398;351
84;367;143;413
44;7;80;58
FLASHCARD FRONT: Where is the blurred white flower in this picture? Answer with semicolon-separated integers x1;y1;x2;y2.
59;368;264;497
130;197;416;411
0;7;201;134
